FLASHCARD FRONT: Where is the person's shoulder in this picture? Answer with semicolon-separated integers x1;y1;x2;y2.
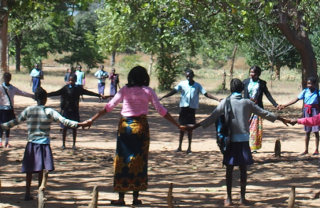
258;79;267;85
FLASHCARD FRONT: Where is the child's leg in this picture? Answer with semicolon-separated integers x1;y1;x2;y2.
175;131;184;152
5;129;10;147
72;128;77;149
111;192;125;205
25;172;33;200
304;132;311;154
225;165;234;205
239;165;248;204
0;128;3;146
38;170;43;188
62;128;67;149
133;191;142;204
186;131;192;153
314;132;319;155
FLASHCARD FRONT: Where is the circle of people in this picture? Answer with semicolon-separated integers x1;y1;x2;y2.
0;65;318;206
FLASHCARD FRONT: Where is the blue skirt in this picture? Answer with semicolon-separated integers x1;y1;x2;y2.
0;109;15;123
22;142;54;173
223;141;253;166
114;115;149;192
110;83;117;95
60;110;80;129
303;107;320;132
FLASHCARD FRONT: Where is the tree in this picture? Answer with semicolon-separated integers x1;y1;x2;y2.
96;0;203;91
0;0;92;75
245;23;300;82
56;3;105;70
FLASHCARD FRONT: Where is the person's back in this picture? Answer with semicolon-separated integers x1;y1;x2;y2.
106;85;166;117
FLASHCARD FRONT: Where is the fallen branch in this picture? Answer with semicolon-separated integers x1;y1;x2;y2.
167;183;173;208
38;170;49;208
88;186;98;208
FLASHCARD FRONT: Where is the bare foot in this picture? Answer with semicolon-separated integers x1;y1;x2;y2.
240;198;249;205
224;198;232;206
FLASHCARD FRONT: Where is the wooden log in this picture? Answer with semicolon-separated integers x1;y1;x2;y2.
229;45;237;81
288;186;295;208
38;170;49;208
88;186;99;208
167;183;174;208
274;138;281;157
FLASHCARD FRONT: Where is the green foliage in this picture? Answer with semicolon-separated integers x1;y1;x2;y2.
118;54;142;71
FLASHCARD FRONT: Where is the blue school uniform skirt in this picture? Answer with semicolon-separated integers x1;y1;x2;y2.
223;141;253;166
113;115;149;192
22;142;54;173
0;109;15;123
303;107;320;132
98;83;105;95
110;82;117;95
60;110;80;129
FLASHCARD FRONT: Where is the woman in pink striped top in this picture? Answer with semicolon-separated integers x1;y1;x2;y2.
87;66;182;206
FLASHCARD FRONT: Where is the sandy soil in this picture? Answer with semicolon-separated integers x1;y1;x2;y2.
0;93;319;208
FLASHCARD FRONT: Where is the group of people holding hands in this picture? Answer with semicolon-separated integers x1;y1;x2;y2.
1;64;320;206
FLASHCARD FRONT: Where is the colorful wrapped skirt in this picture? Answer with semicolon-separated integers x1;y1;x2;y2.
249;114;263;151
113;115;149;192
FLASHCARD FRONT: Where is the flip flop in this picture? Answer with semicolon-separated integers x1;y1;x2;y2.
111;200;125;206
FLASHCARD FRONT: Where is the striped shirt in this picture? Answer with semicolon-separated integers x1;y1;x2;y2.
1;105;78;144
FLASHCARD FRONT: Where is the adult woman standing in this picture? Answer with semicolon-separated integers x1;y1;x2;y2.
243;66;281;152
86;66;182;205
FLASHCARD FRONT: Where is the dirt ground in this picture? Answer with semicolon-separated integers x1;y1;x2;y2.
0;93;320;208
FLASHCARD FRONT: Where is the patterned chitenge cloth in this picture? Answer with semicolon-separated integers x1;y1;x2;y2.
113;115;150;192
249;114;263;151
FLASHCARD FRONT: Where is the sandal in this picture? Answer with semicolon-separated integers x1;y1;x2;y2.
111;200;125;206
313;150;319;156
301;150;308;155
132;199;142;205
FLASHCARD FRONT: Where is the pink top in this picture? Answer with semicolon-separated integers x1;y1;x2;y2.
298;114;320;127
105;85;167;117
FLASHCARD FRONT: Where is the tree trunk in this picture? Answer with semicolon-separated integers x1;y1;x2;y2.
229;45;237;81
275;63;281;80
14;34;22;72
148;53;153;76
277;7;317;89
111;50;116;66
0;0;9;77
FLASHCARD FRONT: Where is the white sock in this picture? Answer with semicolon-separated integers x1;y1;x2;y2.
0;138;2;143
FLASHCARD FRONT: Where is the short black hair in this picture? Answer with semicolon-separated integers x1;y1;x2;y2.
308;77;317;85
185;69;194;76
127;66;150;87
249;66;262;77
230;78;244;93
3;72;11;79
35;87;47;102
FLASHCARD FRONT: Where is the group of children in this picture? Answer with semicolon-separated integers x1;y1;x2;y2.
1;65;320;205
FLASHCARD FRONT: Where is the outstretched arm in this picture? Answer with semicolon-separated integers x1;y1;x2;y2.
281;98;299;109
86;107;108;127
204;93;222;102
159;90;177;101
292;114;320;127
163;111;183;130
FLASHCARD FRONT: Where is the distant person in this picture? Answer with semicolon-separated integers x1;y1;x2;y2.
243;66;281;153
75;65;85;101
94;65;109;101
109;68;119;95
0;73;34;148
188;78;288;206
85;66;184;206
159;69;222;153
30;64;44;93
47;75;109;149
0;87;90;201
64;68;73;85
280;77;320;155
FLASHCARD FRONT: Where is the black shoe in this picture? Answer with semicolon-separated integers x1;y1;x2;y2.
174;148;182;152
186;149;192;154
111;200;125;206
132;199;142;205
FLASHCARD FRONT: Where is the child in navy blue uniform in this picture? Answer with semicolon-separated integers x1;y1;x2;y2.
281;77;320;155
